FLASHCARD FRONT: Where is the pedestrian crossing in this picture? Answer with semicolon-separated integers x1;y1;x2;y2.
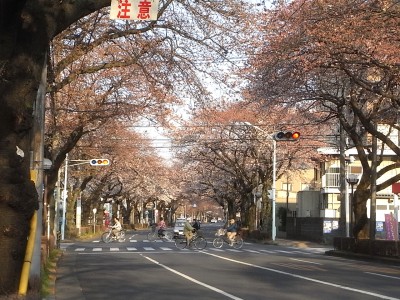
61;242;328;255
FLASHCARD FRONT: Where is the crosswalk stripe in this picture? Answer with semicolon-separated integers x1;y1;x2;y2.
75;248;85;252
93;248;102;252
130;240;137;242
160;247;173;251
127;247;137;251
110;248;119;251
143;247;155;251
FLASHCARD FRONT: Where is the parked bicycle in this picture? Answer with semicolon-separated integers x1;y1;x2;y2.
174;230;207;250
147;224;173;241
101;228;126;243
212;228;243;249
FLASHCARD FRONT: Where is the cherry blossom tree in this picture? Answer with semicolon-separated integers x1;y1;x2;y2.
246;0;400;238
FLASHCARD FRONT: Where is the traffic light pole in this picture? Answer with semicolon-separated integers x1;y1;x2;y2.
60;157;109;240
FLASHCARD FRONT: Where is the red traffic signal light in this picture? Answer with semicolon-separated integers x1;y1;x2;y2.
273;131;300;141
90;159;110;166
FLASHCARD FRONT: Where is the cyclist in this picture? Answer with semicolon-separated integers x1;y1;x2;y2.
111;217;122;238
192;218;201;230
226;218;238;245
158;217;167;237
183;219;195;247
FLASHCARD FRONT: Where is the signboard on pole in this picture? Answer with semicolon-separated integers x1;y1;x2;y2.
110;0;159;21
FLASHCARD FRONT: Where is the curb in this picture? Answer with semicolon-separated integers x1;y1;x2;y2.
43;251;63;300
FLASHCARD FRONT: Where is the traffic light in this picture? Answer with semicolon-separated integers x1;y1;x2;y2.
89;159;110;166
273;131;300;141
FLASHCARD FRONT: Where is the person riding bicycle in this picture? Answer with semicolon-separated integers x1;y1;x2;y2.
226;218;238;245
158;217;167;237
183;219;195;247
111;217;122;238
192;219;201;230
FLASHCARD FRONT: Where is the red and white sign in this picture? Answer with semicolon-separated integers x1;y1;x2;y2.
110;0;159;21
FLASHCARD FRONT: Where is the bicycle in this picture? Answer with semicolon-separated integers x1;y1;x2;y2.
101;228;126;243
174;230;207;250
212;228;243;249
147;226;173;241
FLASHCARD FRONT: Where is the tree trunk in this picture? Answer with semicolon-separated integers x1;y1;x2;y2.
0;8;48;295
353;186;370;239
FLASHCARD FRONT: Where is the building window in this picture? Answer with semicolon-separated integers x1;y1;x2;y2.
282;183;292;191
301;183;310;191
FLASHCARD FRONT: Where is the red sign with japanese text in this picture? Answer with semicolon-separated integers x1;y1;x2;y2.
110;0;159;20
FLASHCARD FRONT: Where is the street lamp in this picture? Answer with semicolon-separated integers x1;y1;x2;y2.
346;174;359;237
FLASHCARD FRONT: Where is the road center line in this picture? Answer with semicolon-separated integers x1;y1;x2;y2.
141;254;243;300
200;251;400;300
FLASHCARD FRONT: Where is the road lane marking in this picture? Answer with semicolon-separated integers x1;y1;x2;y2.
75;248;85;252
365;272;400;280
160;247;173;251
290;258;323;265
259;250;276;254
200;251;400;300
243;249;260;253
271;262;325;271
110;248;119;251
142;255;243;300
127;247;137;251
93;248;102;252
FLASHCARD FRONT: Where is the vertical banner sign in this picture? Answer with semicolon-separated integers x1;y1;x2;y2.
110;0;159;21
384;213;399;241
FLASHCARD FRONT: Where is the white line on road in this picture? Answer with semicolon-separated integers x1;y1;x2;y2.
142;255;243;300
143;247;155;251
289;258;323;265
365;272;400;280
200;251;400;300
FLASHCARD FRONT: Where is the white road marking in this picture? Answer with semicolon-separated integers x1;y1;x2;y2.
93;248;102;252
142;255;243;300
127;247;137;251
75;248;85;252
243;249;260;253
160;247;173;251
110;248;119;251
290;258;323;265
365;272;400;280
259;250;276;254
143;247;155;251
200;251;400;300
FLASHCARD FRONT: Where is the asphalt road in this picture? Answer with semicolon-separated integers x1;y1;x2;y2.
54;224;400;300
